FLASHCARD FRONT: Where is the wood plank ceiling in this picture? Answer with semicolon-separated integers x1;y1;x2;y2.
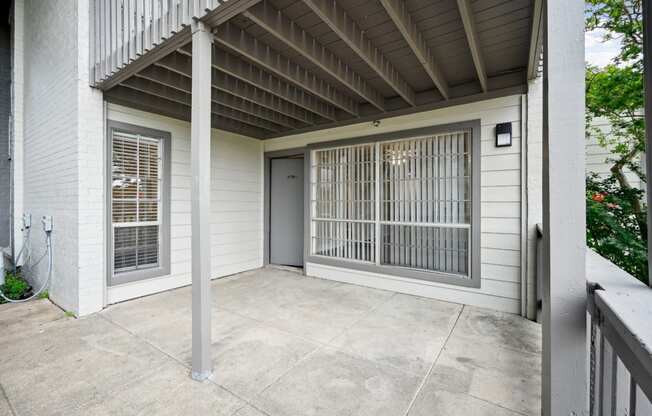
103;0;540;139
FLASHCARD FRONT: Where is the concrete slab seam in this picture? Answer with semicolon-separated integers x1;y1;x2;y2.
402;304;465;416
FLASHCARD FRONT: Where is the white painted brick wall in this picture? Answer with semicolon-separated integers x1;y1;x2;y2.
20;0;104;315
23;0;80;312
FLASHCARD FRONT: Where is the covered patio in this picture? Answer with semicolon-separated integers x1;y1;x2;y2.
0;267;540;415
84;0;584;414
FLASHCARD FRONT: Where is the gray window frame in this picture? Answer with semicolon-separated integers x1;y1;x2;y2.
106;120;171;286
304;120;482;288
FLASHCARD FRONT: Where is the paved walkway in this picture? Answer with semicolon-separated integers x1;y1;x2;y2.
0;267;541;415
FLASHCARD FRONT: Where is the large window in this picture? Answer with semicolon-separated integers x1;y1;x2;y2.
108;122;170;285
310;125;478;285
311;144;377;262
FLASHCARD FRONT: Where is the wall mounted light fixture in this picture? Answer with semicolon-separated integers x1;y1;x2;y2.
495;123;512;147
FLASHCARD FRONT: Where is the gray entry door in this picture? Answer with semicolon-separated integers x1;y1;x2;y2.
270;158;304;267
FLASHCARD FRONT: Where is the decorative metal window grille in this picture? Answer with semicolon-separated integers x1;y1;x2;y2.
111;131;162;275
311;144;377;262
310;131;472;278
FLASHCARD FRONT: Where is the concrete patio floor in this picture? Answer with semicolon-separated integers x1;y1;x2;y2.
0;267;541;416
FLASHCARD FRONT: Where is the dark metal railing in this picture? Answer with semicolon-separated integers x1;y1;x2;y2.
535;223;543;322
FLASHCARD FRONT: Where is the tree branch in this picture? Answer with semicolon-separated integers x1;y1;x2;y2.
610;147;647;240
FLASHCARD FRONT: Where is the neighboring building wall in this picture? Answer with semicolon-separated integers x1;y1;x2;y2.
105;104;263;304
586;116;645;190
0;5;11;248
265;96;525;314
20;0;103;315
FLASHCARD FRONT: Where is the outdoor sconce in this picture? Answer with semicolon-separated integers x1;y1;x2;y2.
495;123;512;147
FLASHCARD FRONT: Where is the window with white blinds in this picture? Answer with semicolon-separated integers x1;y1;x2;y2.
111;131;162;276
310;130;473;279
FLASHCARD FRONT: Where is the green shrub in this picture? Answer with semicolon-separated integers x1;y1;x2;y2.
586;174;648;284
0;271;32;304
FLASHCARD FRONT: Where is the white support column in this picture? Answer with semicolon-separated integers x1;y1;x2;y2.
541;0;587;415
644;0;652;288
190;19;213;381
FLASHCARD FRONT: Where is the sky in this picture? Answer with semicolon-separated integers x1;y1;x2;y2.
585;28;622;67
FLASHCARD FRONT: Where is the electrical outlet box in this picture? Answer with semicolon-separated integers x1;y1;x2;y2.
22;213;31;229
42;216;53;232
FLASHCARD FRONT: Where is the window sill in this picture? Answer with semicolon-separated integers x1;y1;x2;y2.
109;265;171;286
305;255;480;288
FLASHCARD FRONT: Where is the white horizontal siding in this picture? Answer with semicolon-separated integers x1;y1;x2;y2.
481;186;520;202
266;95;525;313
586;117;644;189
586;118;615;178
482;232;520;250
481;202;521;218
106;104;263;304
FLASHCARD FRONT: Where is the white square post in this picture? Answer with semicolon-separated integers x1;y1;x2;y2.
190;19;213;381
645;0;652;288
541;0;587;414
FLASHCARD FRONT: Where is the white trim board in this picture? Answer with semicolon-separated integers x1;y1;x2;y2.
107;258;262;304
107;273;192;304
306;262;520;313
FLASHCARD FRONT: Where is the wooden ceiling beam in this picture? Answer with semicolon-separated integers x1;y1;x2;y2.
264;79;527;139
179;45;335;121
214;22;359;116
211;75;304;130
120;76;285;133
178;46;337;124
177;46;337;124
156;51;316;125
216;105;285;133
379;0;449;100
213;71;313;127
211;48;334;121
136;65;304;129
302;0;415;106
456;0;488;92
243;1;385;111
105;86;269;138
